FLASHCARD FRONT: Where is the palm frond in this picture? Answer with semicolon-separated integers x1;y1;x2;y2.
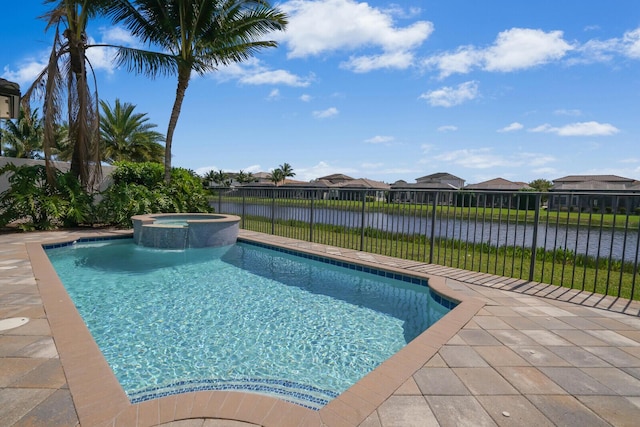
114;46;178;78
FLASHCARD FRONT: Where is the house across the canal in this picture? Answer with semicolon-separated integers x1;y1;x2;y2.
548;175;640;213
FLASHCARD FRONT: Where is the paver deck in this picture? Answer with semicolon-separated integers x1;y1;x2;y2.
1;228;640;426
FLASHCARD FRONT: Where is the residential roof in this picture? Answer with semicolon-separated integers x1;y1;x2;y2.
332;178;390;190
391;181;460;190
552;180;635;191
553;175;635;183
415;172;464;183
317;173;354;180
629;181;640;190
251;172;272;179
465;177;533;191
551;175;640;192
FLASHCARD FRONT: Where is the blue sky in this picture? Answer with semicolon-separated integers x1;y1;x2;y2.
3;0;640;184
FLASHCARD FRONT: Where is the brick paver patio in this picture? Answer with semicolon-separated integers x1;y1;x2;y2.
1;229;640;426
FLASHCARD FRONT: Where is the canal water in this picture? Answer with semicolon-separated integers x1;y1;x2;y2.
216;202;640;262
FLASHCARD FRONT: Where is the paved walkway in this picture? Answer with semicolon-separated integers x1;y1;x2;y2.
1;229;640;426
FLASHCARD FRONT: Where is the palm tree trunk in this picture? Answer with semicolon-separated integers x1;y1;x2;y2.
164;67;191;183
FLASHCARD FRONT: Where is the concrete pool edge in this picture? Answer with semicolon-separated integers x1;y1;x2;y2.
27;231;484;426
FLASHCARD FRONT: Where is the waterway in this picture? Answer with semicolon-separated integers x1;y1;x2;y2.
215;202;640;262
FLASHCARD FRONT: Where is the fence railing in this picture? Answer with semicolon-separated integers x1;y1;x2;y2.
211;187;640;300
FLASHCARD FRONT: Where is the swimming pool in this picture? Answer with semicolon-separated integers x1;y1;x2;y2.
46;238;454;409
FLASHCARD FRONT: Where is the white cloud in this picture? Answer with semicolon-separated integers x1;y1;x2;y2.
195;166;219;176
422;47;483;78
437;125;458;132
569;26;640;64
364;135;395;144
554;109;582;116
267;89;280;100
424;28;573;78
2;60;47;86
98;26;138;46
239;69;312;87
431;148;556;171
312;107;339;119
419;81;478;107
520;153;556;167
297;161;357;181
243;165;262;173
279;0;433;72
300;94;312;102
529;121;619;136
623;28;640;58
484;28;573;72
341;51;416;73
2;23;186;87
420;144;434;153
213;58;312;87
434;148;513;169
498;122;523;132
572;38;620;64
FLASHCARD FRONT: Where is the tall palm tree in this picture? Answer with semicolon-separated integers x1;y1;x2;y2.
22;0;108;188
1;108;44;159
99;98;165;164
106;0;288;183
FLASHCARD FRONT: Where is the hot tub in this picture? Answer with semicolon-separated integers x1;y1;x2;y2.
131;213;241;249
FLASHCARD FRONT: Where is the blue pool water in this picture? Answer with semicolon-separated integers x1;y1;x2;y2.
46;239;453;409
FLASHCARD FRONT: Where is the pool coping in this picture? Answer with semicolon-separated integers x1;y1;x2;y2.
27;232;485;426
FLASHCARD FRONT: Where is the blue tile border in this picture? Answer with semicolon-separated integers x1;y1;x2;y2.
42;234;131;249
128;377;338;410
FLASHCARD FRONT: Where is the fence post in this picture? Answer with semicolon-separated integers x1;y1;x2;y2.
310;193;315;242
360;190;367;251
271;188;276;235
429;192;438;264
528;193;542;281
241;191;245;229
217;189;222;212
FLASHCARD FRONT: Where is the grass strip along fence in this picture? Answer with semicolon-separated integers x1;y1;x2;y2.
213;188;640;301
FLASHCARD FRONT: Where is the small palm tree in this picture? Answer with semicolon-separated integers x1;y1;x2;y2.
236;170;248;184
99;99;165;164
245;171;256;184
269;168;284;186
51;122;73;161
206;169;230;187
1;108;44;159
105;0;288;183
279;162;295;183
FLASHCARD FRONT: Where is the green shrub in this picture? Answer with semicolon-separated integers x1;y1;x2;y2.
97;162;212;227
0;164;94;230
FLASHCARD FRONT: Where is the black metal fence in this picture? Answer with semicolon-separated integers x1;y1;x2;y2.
211;187;640;300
